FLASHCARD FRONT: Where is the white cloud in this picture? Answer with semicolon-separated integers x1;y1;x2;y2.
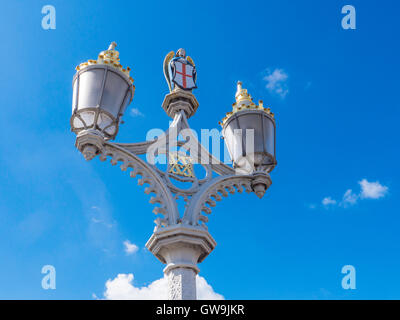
340;189;358;207
130;107;144;117
318;178;388;210
196;276;224;300
322;197;336;206
91;216;114;228
104;274;166;300
263;68;289;98
359;179;388;199
123;240;139;255
103;273;224;300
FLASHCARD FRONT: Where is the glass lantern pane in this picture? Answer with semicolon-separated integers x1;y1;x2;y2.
263;115;275;158
101;71;129;118
77;69;105;109
97;112;113;129
72;79;78;114
80;111;95;127
104;125;116;136
236;112;264;154
72;116;84;129
120;91;132;115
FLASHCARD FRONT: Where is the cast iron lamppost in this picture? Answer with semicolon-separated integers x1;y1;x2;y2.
71;43;277;300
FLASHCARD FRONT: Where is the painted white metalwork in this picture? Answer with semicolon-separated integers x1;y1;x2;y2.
72;45;275;300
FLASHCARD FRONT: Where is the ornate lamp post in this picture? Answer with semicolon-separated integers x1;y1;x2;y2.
71;43;277;300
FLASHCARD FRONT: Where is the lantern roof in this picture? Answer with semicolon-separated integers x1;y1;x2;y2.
219;81;275;126
75;42;134;85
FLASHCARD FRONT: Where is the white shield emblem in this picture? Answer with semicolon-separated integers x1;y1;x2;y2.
172;60;196;90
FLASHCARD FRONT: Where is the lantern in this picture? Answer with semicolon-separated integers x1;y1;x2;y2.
221;82;276;174
71;42;135;140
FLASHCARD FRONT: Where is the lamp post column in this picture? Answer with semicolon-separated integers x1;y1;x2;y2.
146;225;216;300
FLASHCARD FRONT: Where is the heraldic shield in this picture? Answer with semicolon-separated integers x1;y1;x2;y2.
171;59;197;90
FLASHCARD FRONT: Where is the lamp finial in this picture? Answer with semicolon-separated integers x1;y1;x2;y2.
108;42;117;51
235;81;243;99
220;81;275;127
235;81;252;103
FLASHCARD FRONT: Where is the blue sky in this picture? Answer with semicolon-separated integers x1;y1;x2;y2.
0;0;399;299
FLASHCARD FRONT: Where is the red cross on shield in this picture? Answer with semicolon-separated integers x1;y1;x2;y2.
172;60;196;90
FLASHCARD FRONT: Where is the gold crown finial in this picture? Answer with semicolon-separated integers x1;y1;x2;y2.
235;81;252;103
75;42;134;85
